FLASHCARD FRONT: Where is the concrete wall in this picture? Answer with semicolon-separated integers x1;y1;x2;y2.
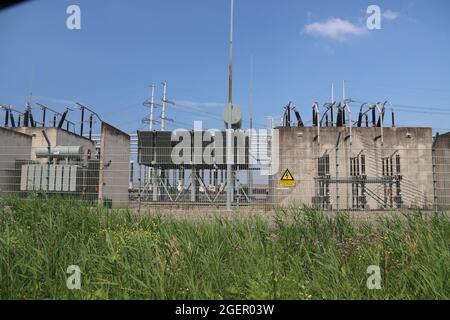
12;127;95;161
434;132;450;210
98;122;130;208
269;126;433;210
0;127;32;197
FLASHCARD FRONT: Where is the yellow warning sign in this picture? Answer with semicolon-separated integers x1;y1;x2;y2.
280;169;296;187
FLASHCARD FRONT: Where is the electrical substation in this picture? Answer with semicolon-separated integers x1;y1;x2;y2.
0;103;130;208
1;0;450;212
2;88;448;211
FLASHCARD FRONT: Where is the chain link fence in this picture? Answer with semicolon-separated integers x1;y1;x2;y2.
1;144;449;212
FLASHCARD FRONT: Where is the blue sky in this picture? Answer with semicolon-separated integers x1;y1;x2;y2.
1;0;450;134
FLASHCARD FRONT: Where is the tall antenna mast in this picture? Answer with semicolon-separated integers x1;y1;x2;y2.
226;0;234;211
228;0;234;106
248;53;254;200
249;53;254;130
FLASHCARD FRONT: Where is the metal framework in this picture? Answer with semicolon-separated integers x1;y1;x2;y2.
314;151;403;210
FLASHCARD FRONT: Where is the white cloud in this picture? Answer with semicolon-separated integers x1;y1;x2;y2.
383;10;400;21
303;18;367;41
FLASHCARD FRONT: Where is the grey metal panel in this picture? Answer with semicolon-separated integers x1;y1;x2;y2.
20;165;28;191
49;165;56;191
55;165;63;191
27;165;35;190
19;163;81;194
41;166;48;191
137;130;250;169
154;131;173;164
69;166;77;192
137;131;172;165
34;165;42;190
62;165;70;191
137;131;155;165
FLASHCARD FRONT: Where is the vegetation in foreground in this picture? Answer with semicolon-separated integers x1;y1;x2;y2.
0;196;449;299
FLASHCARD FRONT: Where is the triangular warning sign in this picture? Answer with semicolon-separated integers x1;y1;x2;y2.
281;169;294;181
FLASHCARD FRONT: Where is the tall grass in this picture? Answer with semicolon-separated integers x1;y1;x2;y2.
0;196;449;299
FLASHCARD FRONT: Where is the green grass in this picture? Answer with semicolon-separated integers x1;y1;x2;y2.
0;196;449;299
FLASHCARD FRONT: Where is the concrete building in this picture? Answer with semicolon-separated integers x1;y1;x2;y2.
269;126;434;210
0;127;32;197
0;122;130;208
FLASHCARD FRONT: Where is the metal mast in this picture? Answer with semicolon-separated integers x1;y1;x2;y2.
248;53;254;200
226;0;234;211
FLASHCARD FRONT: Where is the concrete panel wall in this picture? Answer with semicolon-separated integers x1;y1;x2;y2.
98;122;130;208
269;126;433;210
0;127;32;197
434;132;450;210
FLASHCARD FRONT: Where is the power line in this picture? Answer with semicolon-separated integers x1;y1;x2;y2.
348;100;450;115
170;101;224;120
346;80;450;95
